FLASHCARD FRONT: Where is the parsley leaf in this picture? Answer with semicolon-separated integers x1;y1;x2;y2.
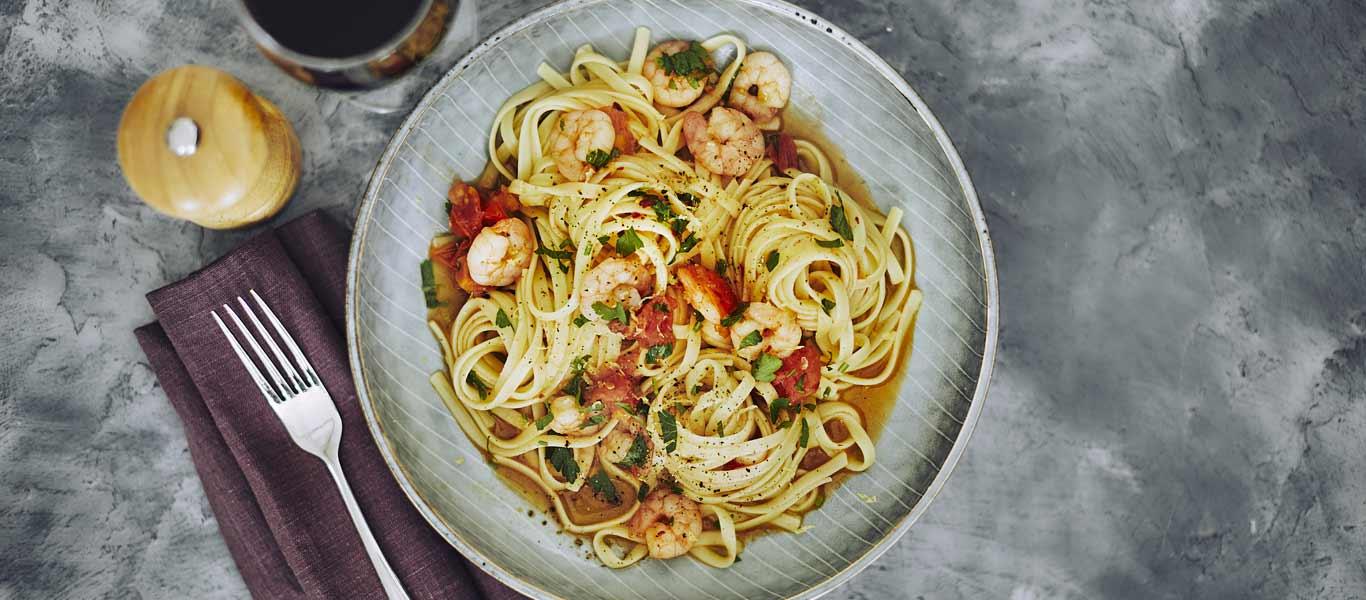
534;413;553;430
720;302;750;328
714;259;727;276
637;482;651;501
495;308;512;328
584;148;619;169
572;315;589;327
535;246;573;260
571;355;591;373
752;353;783;382
592;301;629;325
799;418;810;447
738;330;763;349
654;302;670;313
654;41;713;86
651;199;675;223
659;409;679;453
765;250;780;271
466;371;489;398
677;192;698;207
645;343;674;363
616;228;643;256
678;232;700;254
420;259;441;308
768;397;791;423
587;471;620;504
546;446;579;483
816;238;844;248
820;298;836;315
616;434;649;468
830;205;854;241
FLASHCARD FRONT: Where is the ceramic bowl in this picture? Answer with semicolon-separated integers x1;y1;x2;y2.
346;0;998;597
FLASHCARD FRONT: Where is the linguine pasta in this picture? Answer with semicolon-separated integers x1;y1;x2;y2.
423;27;922;568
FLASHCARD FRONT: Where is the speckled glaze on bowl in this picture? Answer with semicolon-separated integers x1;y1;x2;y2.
345;0;998;598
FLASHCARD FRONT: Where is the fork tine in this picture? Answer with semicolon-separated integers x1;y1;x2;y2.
212;310;281;403
249;289;319;386
222;301;293;401
238;296;304;394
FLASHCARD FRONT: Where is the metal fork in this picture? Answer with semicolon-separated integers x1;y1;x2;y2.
212;290;410;600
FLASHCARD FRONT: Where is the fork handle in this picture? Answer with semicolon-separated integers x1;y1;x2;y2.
323;456;411;600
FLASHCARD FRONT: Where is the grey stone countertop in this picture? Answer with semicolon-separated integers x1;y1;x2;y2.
2;0;1364;598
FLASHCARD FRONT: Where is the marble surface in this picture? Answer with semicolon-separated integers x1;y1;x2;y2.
2;0;1364;597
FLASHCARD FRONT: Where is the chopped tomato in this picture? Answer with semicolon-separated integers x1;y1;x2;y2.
447;181;483;240
767;133;799;172
626;296;677;347
600;105;638;155
773;344;822;401
586;363;641;412
484;187;521;225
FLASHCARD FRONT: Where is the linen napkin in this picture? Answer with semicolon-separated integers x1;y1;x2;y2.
134;210;523;600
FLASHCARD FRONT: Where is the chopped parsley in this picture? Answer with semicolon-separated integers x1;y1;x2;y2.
419;259;441;308
637;482;651;501
816;238;844;248
598;234;611;245
654;302;670;313
654;41;713;87
830;204;854;241
720;302;750;328
616;434;649;468
752;353;782;382
534;413;553;430
651;198;676;222
659;409;679;453
799;418;810;447
768;397;791;423
592;301;629;325
535;244;574;273
546;446;579;483
765;250;780;271
584;148;619;169
738;330;763;349
535;246;573;260
561;355;591;404
466;371;489;398
714;259;728;276
678;232;700;254
495;308;512;328
644;343;674;363
587;471;620;504
820;298;836;315
677;192;698;207
572;314;589;327
616;228;643;256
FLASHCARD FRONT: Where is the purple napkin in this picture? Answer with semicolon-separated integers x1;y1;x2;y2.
135;210;522;600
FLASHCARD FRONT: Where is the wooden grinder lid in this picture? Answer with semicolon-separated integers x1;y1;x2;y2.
117;65;301;229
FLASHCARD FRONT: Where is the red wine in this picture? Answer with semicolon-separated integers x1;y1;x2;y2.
244;0;424;58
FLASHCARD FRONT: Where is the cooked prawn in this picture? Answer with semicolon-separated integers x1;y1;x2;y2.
681;108;763;177
629;489;702;559
581;257;653;319
730;302;801;360
466;218;534;287
549;395;610;436
727;51;791;126
675;263;739;323
549;109;616;181
643;40;715;108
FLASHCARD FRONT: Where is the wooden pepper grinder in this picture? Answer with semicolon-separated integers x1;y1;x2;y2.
117;65;301;229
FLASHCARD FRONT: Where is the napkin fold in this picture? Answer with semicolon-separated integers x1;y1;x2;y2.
135;210;521;600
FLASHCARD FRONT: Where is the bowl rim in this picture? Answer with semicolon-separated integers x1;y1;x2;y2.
344;0;1000;598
